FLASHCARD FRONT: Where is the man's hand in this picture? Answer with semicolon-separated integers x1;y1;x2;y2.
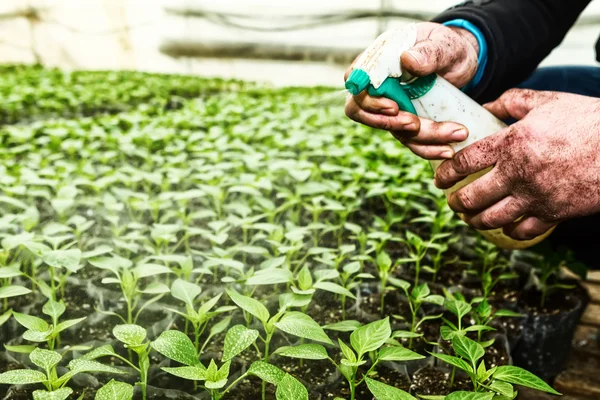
435;89;600;241
344;22;480;160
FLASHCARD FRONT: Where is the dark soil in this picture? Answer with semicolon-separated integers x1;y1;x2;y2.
357;291;413;324
410;365;472;396
396;320;442;356
224;375;280;399
518;287;580;316
276;358;338;388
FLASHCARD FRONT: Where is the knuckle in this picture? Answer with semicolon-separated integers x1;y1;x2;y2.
454;190;476;212
477;212;498;230
452;151;472;174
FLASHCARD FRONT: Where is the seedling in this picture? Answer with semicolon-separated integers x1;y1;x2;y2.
276;317;424;400
11;298;85;350
374;251;413;317
151;327;308;400
0;347;124;392
472;299;522;343
390;280;444;349
84;324;151;400
428;335;561;398
167;278;236;354
89;254;173;324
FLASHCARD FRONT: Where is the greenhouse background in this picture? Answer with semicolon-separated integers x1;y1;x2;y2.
2;0;600;86
0;1;600;400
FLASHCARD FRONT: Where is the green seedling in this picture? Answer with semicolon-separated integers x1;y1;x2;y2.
226;288;332;399
167;278;235;354
390;280;444;349
152;327;308;400
338;261;374;319
95;380;134;400
428;335;561;398
89;254;173;324
83;324;151;400
374;251;413;317
472;300;523;343
0;347;124;393
276;317;423;400
11;298;85;351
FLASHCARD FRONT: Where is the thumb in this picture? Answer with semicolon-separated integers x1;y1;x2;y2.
400;42;441;77
484;89;556;120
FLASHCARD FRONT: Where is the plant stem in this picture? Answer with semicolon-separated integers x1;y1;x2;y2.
341;295;346;320
221;373;248;396
262;333;273;400
450;366;456;389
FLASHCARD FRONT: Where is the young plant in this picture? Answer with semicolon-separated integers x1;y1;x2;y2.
84;324;151;400
89;254;173;324
473;239;517;299
402;230;434;287
429;335;561;398
276;317;424;400
472;299;522;343
527;248;581;308
167;278;236;354
390;280;444;349
0;347;124;393
374;251;412;317
12;298;86;350
440;299;495;347
151;327;308;400
338;261;374;319
226;288;332;398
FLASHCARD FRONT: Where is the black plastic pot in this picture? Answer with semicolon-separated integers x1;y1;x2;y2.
511;282;590;380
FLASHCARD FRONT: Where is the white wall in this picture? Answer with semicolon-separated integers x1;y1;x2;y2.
0;0;599;87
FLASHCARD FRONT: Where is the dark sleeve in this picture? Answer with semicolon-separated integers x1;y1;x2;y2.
431;0;593;103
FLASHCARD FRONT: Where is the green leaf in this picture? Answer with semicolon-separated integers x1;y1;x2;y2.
376;252;392;272
493;366;561;395
0;285;32;299
391;331;423;339
423;295;445;306
431;353;473;373
275;344;329;360
463;325;495;334
161;365;206;381
42;249;82;273
274;312;333;344
152;330;199;366
137;282;170;295
209;316;232;337
223;325;259;361
365;377;417;400
0;309;12;327
82;345;117;360
445;392;494;400
389;278;411;291
323;320;361;332
30;348;62;371
23;328;53;343
5;344;37;354
67;359;125;375
452;335;485;365
81;245;113;259
297;266;313;291
276;373;309;400
95;380;133;400
171;279;201;306
113;324;146;346
55;317;86;334
42;299;66;321
226;289;270;324
248;361;285;385
411;284;430;300
33;388;73;400
490;381;514;397
13;311;49;331
133;263;173;278
378;346;424;362
246;268;293;285
0;369;48;384
493;309;523;318
0;266;23;278
350;318;391;357
313;281;356;299
475;300;492;319
445;300;472;320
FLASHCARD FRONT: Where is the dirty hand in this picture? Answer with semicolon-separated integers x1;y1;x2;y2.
434;89;600;241
345;22;480;159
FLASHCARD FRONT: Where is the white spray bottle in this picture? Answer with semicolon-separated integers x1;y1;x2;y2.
345;24;554;250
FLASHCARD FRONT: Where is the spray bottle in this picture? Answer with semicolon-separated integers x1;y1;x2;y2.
345;24;554;250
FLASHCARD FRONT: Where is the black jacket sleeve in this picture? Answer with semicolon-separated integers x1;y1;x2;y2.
431;0;593;103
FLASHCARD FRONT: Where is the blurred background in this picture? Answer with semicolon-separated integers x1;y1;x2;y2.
1;0;600;87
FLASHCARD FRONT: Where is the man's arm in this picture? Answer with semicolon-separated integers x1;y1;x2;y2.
432;0;593;103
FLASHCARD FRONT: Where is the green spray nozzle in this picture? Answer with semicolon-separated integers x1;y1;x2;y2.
346;69;437;117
